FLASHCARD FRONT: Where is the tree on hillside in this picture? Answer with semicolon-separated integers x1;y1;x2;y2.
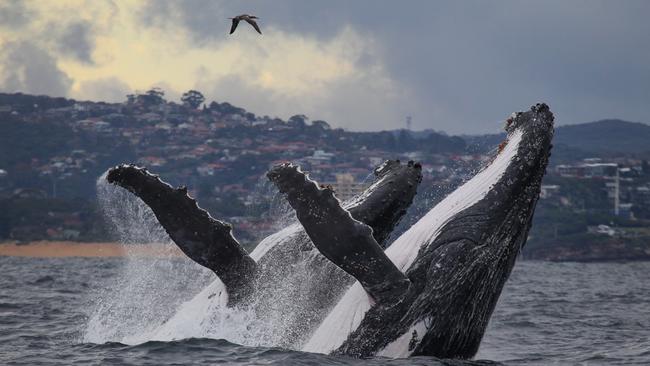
312;120;331;130
181;90;205;109
209;101;247;115
288;114;308;128
127;88;166;107
143;87;166;105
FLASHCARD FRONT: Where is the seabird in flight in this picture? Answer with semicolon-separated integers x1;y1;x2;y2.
229;14;262;35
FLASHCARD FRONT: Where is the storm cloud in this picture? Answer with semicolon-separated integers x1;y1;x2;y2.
76;77;131;103
137;0;650;132
0;0;32;29
55;21;96;64
0;41;73;96
0;1;649;133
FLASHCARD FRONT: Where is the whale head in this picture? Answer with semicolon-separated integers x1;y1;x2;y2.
405;103;555;358
324;104;554;359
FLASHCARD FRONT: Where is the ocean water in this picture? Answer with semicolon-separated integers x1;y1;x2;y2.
1;256;648;365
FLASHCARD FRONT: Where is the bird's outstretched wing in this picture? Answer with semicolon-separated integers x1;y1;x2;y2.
230;18;240;34
245;18;262;34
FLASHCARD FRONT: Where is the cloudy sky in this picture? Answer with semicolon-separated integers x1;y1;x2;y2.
0;0;648;133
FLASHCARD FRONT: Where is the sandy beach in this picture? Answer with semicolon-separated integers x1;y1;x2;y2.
0;241;185;258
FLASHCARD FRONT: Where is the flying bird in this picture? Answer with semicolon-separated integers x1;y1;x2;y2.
229;14;262;35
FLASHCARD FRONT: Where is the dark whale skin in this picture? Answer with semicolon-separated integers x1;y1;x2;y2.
106;165;256;301
341;104;554;359
271;104;554;359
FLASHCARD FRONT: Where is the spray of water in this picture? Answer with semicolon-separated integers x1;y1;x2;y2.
83;172;213;343
84;171;312;348
143;178;320;349
249;176;297;238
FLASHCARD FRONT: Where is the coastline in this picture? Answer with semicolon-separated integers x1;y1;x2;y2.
3;240;650;262
0;241;185;258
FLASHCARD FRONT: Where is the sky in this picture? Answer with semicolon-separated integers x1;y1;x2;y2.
0;0;648;134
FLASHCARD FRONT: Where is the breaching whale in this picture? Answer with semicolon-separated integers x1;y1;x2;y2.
107;158;423;347
104;103;554;359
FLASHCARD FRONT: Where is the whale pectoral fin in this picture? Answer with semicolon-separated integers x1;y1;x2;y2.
106;164;256;298
267;163;411;303
347;160;422;247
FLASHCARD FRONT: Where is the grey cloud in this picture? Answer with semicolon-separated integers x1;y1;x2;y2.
195;70;416;131
77;77;131;103
0;0;32;29
139;0;230;45
0;41;72;96
138;0;358;44
198;74;289;118
138;0;650;133
55;21;96;64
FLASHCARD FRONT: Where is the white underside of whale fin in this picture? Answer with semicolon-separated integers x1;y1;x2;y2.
302;282;374;352
250;223;302;261
302;129;524;356
377;318;430;358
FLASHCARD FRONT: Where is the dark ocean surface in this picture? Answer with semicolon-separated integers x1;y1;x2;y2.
1;256;649;365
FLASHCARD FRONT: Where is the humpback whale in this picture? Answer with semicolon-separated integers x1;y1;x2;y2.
107;158;422;347
104;103;554;359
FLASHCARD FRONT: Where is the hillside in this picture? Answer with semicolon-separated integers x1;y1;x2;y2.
1;92;650;262
464;119;650;158
554;119;650;154
0;91;469;244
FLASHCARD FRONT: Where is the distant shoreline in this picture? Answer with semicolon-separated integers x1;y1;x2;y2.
2;240;649;263
0;241;185;258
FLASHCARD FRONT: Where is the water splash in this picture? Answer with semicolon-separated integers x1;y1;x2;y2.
85;171;313;349
145;179;322;349
83;173;213;344
257;178;296;228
